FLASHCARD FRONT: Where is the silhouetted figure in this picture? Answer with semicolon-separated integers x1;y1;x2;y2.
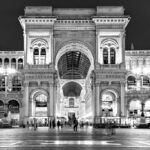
73;119;78;132
52;119;55;128
57;120;61;130
27;121;29;128
49;120;52;128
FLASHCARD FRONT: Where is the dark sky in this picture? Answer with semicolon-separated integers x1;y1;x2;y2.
0;0;150;50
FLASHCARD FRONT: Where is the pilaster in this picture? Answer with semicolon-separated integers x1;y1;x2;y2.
121;81;126;116
117;97;121;117
24;82;29;117
48;83;54;117
95;83;100;116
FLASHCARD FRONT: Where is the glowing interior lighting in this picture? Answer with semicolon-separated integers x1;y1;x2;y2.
0;67;16;75
0;68;4;74
7;68;16;74
131;68;141;74
143;67;150;74
81;112;93;119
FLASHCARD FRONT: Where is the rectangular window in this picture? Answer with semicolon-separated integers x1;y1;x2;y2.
69;98;74;107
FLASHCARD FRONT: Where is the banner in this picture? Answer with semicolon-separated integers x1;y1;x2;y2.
8;101;19;113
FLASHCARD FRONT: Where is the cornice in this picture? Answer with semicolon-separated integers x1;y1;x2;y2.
19;17;56;29
92;16;130;28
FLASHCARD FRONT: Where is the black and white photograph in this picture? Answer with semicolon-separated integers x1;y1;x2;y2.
0;0;150;149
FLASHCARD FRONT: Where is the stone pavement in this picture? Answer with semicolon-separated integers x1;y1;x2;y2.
0;126;150;149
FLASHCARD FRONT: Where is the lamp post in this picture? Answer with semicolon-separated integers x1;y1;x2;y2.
0;67;16;117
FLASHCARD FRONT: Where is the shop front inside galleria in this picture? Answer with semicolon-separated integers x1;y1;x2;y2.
0;6;150;127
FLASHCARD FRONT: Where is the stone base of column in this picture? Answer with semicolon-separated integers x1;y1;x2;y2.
19;116;29;127
93;116;101;128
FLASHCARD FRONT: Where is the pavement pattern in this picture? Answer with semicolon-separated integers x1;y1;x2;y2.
0;126;150;150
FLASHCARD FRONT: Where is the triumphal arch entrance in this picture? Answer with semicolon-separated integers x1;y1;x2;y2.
19;6;130;126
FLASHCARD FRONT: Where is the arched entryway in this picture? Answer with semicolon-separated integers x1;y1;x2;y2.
30;89;49;126
61;82;82;123
8;100;20;125
128;100;142;125
55;42;94;124
101;89;119;123
0;100;4;118
144;100;150;123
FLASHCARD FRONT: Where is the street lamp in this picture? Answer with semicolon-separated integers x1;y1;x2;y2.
0;67;16;117
0;67;16;95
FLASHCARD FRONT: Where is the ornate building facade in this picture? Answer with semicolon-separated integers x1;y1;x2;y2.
0;6;149;126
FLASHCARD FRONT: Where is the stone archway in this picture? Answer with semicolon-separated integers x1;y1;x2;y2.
0;100;4;118
55;41;94;78
55;41;94;122
100;89;120;123
29;89;49;125
7;100;20;125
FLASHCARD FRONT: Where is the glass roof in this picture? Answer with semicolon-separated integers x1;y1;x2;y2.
58;51;90;79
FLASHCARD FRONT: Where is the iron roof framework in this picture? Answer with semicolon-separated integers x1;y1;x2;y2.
58;51;91;79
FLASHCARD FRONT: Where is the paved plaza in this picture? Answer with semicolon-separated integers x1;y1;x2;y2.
0;126;150;150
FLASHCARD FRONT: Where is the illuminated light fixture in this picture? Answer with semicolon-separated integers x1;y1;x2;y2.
131;68;142;74
0;67;16;75
132;67;150;75
143;67;150;74
81;112;93;119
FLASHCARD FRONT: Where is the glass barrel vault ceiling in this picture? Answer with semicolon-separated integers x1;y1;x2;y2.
62;82;82;97
58;51;91;79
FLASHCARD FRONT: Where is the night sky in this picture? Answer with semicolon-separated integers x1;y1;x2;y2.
0;0;150;50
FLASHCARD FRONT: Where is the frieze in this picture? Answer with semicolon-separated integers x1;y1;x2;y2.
25;75;53;80
56;20;93;24
96;74;125;79
21;18;56;24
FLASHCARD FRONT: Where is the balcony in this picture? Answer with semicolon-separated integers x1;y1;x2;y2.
126;88;150;95
26;64;52;69
99;63;125;70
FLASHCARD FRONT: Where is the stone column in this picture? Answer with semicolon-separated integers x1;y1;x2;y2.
121;82;126;116
23;30;27;66
24;82;29;117
91;82;96;123
96;83;100;116
48;83;54;117
122;32;126;64
117;97;121;117
47;83;51;117
21;82;29;124
53;83;57;117
95;83;101;124
29;98;32;117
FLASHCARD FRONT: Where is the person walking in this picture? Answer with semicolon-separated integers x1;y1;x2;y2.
57;120;60;130
73;119;78;132
52;119;55;128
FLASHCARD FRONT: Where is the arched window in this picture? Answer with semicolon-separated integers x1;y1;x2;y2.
0;76;5;91
18;58;23;70
0;100;4;111
127;76;136;89
40;48;46;64
0;58;2;68
129;100;142;117
12;76;22;92
8;100;20;113
69;98;74;107
4;58;9;68
141;75;149;87
11;58;16;69
110;48;116;64
33;48;39;64
144;100;150;117
103;48;108;64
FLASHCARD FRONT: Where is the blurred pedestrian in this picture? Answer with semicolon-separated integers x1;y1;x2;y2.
52;119;55;128
73;119;78;132
57;120;60;130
